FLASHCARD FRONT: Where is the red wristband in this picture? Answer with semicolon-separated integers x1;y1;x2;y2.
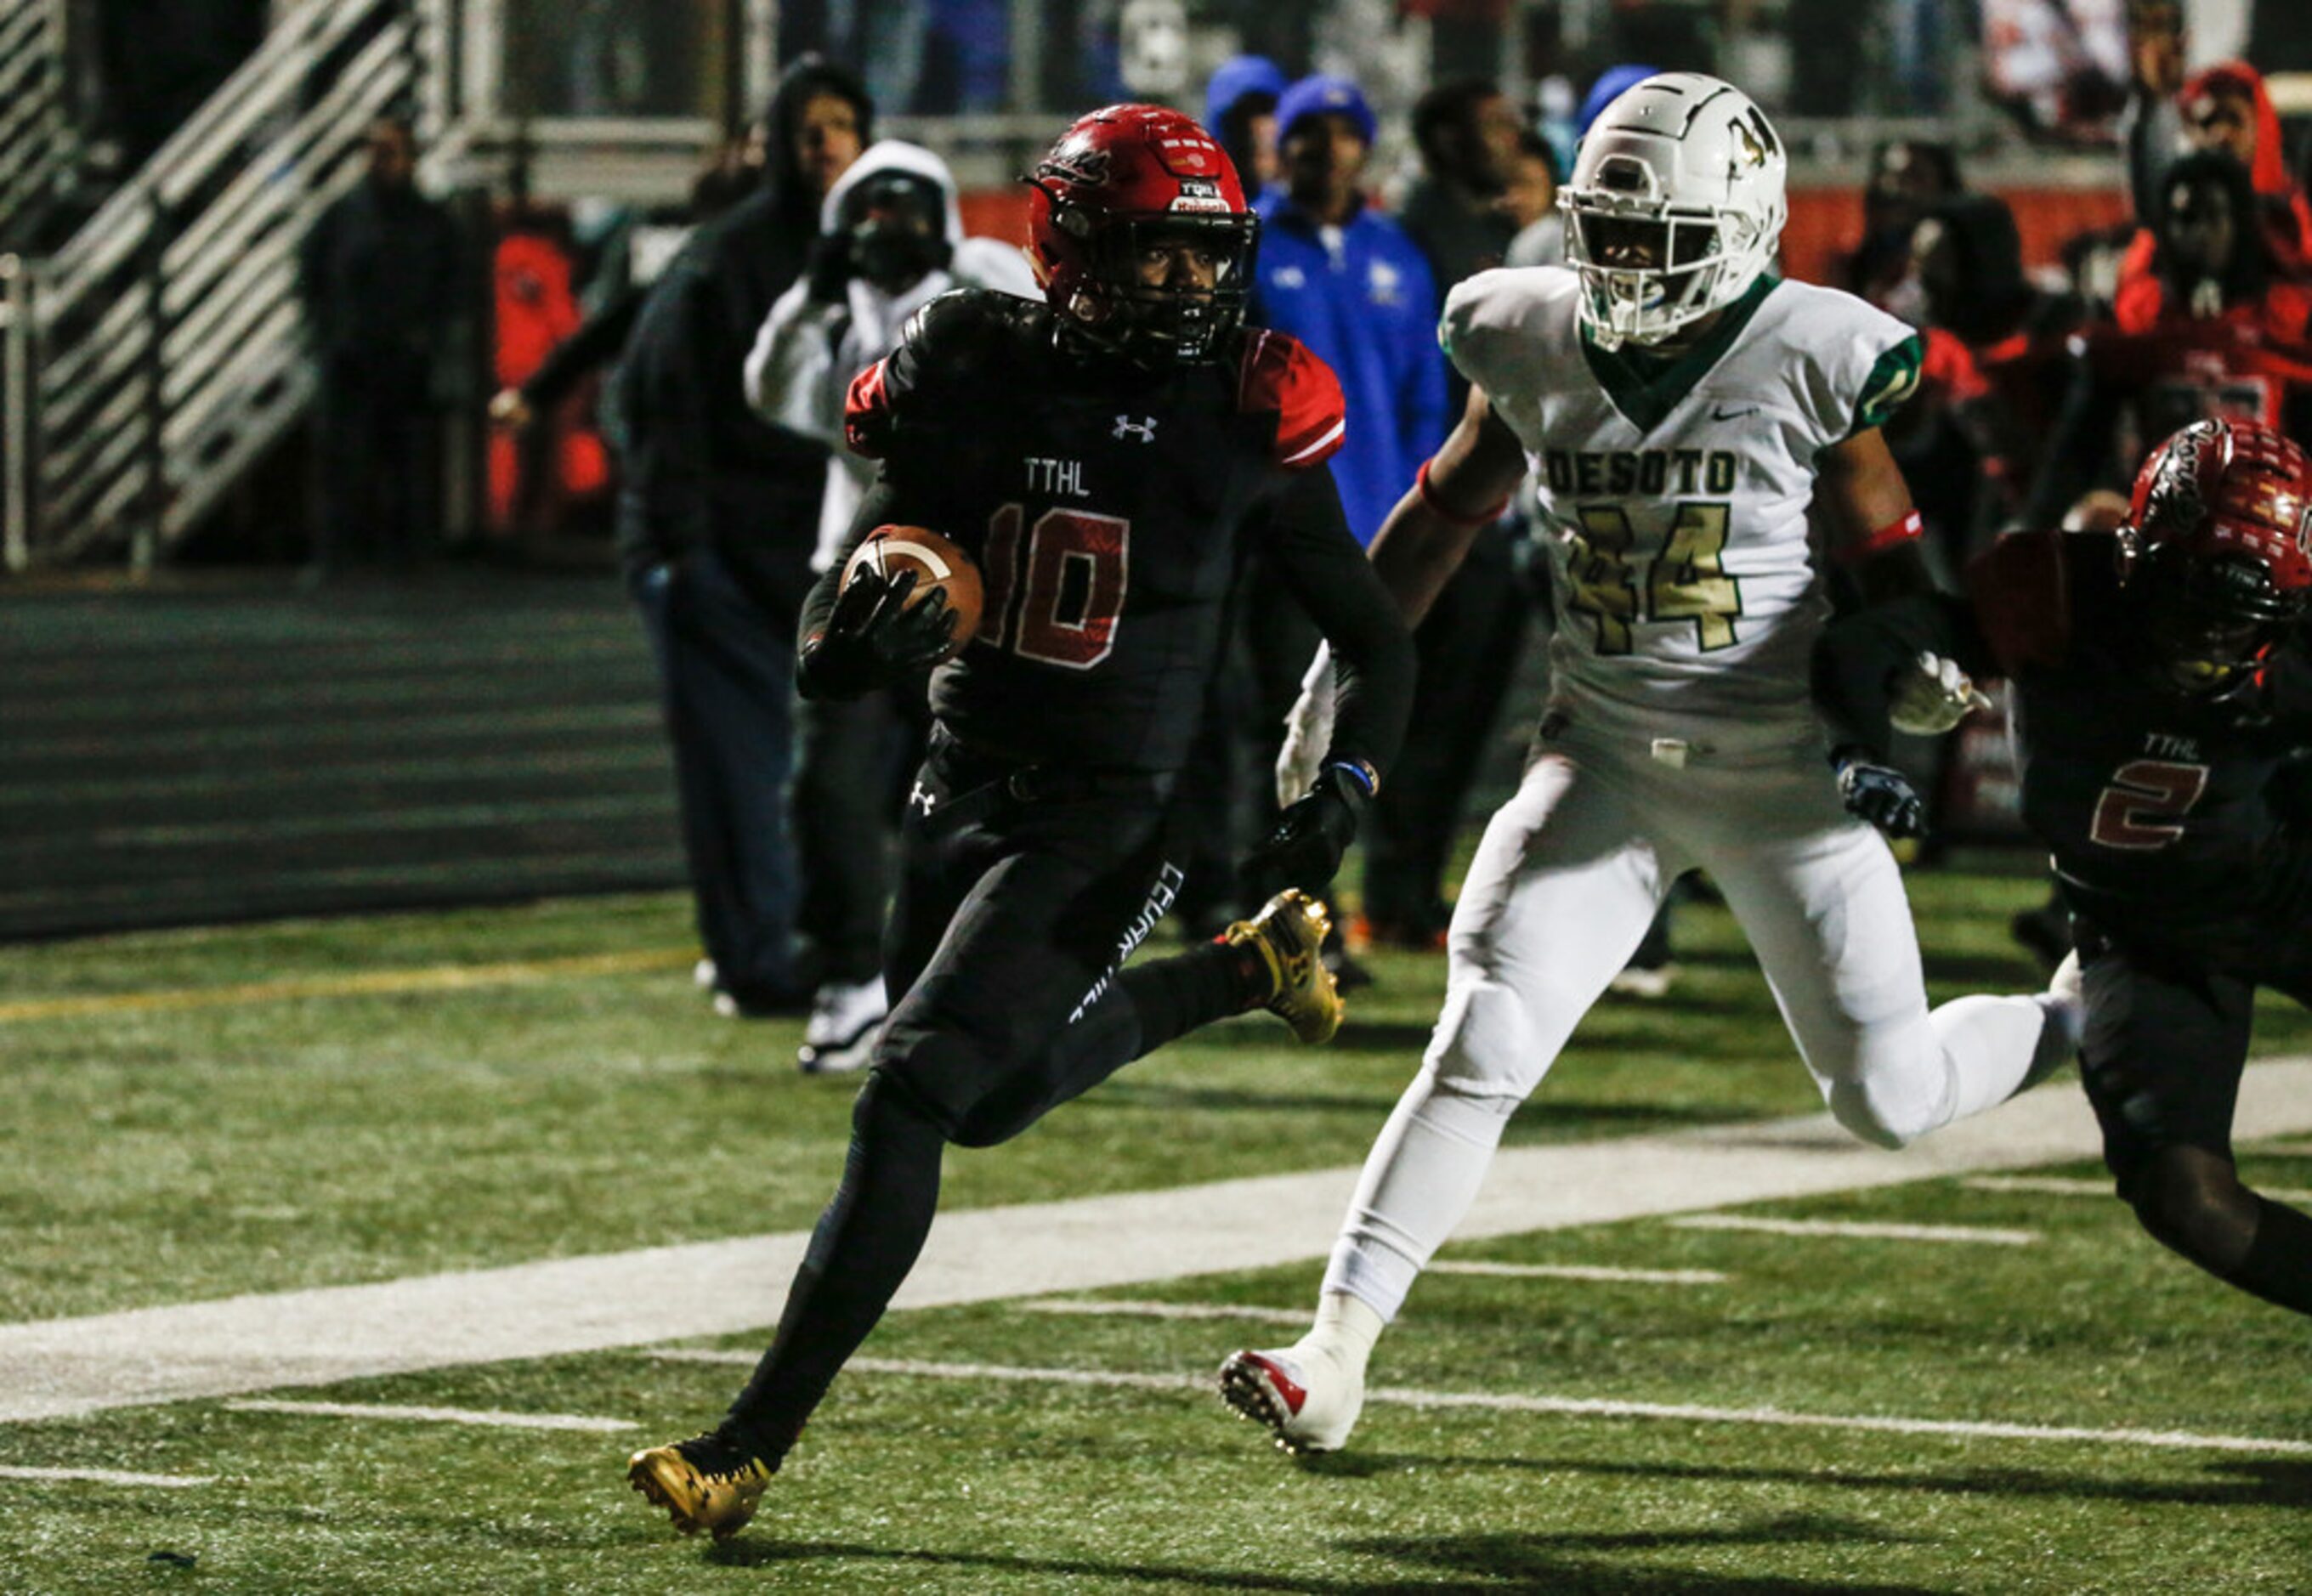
1416;458;1510;529
1837;507;1924;566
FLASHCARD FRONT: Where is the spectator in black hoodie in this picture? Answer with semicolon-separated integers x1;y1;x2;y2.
613;57;871;1017
300;116;462;574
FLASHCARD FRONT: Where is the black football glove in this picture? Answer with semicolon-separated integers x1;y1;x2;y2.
1833;748;1926;840
1240;765;1373;899
804;233;856;303
796;567;956;699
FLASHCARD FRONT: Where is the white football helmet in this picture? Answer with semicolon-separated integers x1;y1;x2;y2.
1560;72;1788;350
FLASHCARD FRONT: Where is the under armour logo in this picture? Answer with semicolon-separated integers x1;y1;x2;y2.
909;780;938;815
1113;415;1159;443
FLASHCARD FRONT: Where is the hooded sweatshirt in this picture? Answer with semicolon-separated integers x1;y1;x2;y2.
2117;59;2312;310
743;139;1039;570
611;57;875;602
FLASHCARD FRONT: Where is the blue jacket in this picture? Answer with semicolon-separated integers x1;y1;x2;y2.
1249;194;1448;545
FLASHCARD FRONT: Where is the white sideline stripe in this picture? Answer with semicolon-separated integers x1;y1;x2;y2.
0;1464;216;1488
221;1400;637;1432
2252;1140;2312;1157
1431;1261;1728;1285
660;1353;2312;1457
1669;1215;2037;1246
1965;1174;2312;1204
6;1058;2312;1423
1017;1299;1309;1327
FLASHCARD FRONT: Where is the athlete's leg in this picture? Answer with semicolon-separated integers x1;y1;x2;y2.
1706;804;2064;1147
2082;937;2312;1316
721;801;1273;1463
1221;750;1672;1452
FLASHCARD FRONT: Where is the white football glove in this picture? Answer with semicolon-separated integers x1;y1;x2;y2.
1273;643;1337;809
1887;650;1992;736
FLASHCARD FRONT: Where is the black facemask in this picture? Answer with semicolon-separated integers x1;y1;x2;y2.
839;172;953;292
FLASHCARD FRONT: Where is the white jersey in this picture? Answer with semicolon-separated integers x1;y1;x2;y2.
1442;266;1922;733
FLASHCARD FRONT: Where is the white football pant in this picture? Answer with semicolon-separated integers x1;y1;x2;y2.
1324;715;2060;1322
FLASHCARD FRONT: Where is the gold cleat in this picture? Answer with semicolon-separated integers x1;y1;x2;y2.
1225;889;1343;1044
626;1433;773;1541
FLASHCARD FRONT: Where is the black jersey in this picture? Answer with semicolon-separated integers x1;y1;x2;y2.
1815;528;2312;938
803;289;1408;778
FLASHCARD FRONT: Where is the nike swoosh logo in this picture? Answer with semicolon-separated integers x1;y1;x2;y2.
1711;405;1760;421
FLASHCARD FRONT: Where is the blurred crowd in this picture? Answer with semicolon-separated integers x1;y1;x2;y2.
300;1;2310;1049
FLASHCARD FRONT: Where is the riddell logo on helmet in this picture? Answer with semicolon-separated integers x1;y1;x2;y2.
1170;177;1231;213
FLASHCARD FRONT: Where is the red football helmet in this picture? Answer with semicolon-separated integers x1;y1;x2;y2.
2117;418;2312;691
1026;104;1259;365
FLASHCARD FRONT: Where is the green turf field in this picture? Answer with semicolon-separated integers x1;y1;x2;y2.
3;867;2308;1593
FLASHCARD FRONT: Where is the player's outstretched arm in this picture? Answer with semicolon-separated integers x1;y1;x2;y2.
1368;383;1528;627
1248;464;1417;896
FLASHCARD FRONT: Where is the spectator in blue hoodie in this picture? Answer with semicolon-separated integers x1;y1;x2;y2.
1206;54;1288;199
1244;76;1447;983
1251;76;1448;547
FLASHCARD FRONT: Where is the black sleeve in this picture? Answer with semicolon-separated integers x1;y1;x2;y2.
1258;466;1415;779
2022;350;2123;530
1811;591;1998;762
522;286;646;410
614;272;718;564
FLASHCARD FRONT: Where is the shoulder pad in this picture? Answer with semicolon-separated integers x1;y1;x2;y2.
1237;329;1346;469
844;288;1047;458
1964;528;2080;675
1438;267;1571;388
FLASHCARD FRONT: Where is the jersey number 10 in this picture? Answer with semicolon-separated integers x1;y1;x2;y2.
978;504;1130;670
1566;501;1743;654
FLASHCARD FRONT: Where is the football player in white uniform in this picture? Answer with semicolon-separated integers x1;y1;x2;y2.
1220;72;2079;1455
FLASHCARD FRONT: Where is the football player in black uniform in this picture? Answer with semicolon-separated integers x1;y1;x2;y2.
626;104;1415;1541
1815;417;2312;1325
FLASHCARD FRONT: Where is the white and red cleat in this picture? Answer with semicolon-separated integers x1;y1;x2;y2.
1217;1345;1363;1454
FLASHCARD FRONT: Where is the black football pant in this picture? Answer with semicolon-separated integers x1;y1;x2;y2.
790;686;930;986
724;729;1257;1463
2073;913;2312;1316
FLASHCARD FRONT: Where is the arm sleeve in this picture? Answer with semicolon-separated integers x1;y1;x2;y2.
521;286;644;410
1258;465;1415;778
1810;591;1996;762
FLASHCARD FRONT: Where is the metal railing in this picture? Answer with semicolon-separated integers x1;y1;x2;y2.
2;0;428;569
0;0;71;252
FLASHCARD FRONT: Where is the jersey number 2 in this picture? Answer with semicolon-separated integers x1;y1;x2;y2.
2088;759;2209;851
981;505;1129;670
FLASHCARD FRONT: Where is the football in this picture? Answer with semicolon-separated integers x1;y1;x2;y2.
841;524;983;663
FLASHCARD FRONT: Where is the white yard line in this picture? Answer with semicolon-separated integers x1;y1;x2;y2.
651;1353;2312;1459
1965;1174;2312;1203
1017;1299;1311;1326
0;1464;216;1488
1669;1215;2038;1245
3;1059;2310;1424
1430;1261;1728;1284
221;1400;636;1432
